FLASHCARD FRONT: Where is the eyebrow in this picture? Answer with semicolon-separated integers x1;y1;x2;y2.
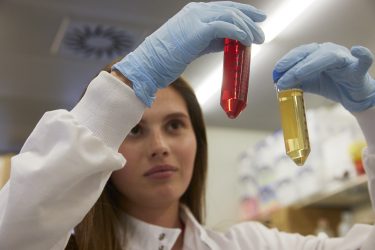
164;112;190;120
138;112;190;124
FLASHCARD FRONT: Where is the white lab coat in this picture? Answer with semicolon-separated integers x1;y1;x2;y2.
0;71;374;250
120;204;373;250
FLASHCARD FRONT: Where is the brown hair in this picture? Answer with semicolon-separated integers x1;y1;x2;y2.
67;70;208;250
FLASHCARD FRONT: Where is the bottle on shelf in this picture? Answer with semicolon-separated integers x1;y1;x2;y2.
314;218;334;238
337;211;354;237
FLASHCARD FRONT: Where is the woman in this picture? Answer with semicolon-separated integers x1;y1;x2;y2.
71;72;208;250
1;2;375;250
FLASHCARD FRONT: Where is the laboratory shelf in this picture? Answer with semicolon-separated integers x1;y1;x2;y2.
292;175;370;209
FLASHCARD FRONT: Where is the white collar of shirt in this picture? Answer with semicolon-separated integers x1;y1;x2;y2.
117;204;215;250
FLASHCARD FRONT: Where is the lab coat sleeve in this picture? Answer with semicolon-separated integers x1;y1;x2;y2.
223;221;372;250
0;71;145;250
353;106;375;250
219;107;375;250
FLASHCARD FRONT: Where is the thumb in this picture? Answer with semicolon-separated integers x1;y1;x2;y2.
351;45;373;75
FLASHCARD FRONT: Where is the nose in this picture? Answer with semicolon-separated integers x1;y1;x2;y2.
149;130;169;159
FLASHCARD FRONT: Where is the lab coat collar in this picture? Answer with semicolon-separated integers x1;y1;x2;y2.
180;204;215;247
118;204;215;250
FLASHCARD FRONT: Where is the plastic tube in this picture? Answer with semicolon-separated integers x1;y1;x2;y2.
277;88;310;166
221;38;251;119
273;70;311;166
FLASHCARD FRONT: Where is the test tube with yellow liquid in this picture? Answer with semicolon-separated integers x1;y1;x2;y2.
273;71;310;166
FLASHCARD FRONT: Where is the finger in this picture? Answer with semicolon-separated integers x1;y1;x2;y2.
207;21;248;43
234;8;265;44
274;43;319;72
207;6;265;44
209;1;267;22
295;46;351;77
277;47;350;89
276;52;340;89
351;45;374;75
202;38;224;54
275;63;302;90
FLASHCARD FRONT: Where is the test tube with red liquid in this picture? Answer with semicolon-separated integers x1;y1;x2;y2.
221;38;251;119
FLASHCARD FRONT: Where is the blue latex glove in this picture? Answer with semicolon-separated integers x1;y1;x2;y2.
273;42;375;112
113;1;266;106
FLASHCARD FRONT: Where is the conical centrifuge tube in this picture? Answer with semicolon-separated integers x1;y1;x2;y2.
221;38;251;119
273;71;310;166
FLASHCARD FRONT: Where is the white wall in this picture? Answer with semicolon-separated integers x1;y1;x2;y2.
204;126;268;231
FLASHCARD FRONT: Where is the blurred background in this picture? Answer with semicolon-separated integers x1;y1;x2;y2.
1;0;375;236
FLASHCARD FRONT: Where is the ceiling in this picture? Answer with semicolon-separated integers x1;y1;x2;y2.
1;0;375;153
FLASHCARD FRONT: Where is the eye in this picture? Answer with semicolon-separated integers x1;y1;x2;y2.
128;124;142;137
167;119;185;132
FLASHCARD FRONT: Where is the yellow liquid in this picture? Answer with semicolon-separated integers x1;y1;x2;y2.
278;89;310;166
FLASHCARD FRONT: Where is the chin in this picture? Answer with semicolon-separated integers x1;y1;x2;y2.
149;185;184;203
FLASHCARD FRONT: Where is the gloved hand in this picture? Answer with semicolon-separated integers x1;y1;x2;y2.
113;1;266;106
273;42;375;112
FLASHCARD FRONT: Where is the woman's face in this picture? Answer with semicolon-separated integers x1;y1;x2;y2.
112;86;197;209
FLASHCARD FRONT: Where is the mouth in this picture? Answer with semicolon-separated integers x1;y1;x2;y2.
143;165;178;179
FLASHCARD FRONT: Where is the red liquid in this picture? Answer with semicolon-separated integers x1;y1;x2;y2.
221;39;251;119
